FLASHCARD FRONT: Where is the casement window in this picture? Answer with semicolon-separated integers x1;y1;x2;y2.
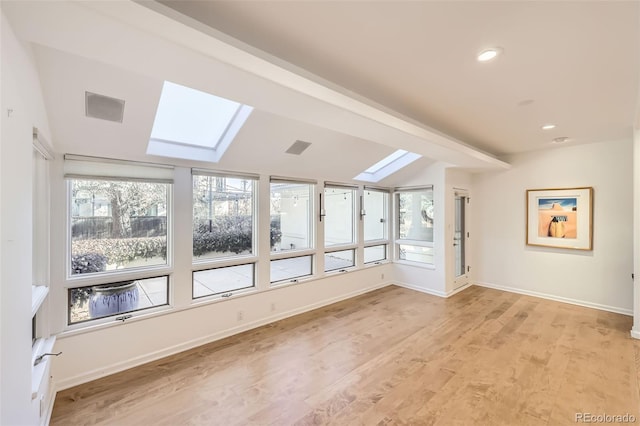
323;183;357;272
269;179;315;283
65;155;172;325
395;187;434;265
363;188;390;264
192;170;258;298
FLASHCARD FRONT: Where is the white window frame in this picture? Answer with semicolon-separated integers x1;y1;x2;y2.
191;169;259;300
394;186;435;267
269;177;316;284
323;182;359;273
64;156;174;329
362;186;391;265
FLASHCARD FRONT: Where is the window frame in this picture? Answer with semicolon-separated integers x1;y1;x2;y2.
322;183;359;273
191;169;259;300
394;186;435;267
362;187;391;265
269;178;316;285
63;156;175;328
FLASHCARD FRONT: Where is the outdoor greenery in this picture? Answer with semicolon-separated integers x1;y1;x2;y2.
71;236;167;273
192;215;282;257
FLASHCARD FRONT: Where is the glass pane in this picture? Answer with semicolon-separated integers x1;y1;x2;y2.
398;244;434;265
69;276;169;324
398;190;433;242
364;190;387;241
364;245;386;264
70;179;168;274
271;255;313;283
193;264;254;298
455;196;466;277
270;183;312;252
324;187;355;246
193;175;254;259
324;249;355;272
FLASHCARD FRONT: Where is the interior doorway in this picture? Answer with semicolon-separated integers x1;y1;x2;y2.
453;191;469;289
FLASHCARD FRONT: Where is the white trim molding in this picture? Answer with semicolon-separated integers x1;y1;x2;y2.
475;281;633;317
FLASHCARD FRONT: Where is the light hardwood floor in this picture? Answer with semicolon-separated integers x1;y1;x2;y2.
51;285;640;425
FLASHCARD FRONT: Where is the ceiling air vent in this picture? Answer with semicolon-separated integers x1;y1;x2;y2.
285;140;312;155
85;91;125;123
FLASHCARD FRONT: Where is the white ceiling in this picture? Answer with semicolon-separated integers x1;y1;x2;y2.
3;0;639;185
159;0;640;156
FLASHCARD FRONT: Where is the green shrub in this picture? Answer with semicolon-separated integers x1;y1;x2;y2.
192;216;282;257
71;236;166;272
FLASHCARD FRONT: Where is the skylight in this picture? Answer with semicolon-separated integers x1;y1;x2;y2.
354;149;422;183
147;81;253;162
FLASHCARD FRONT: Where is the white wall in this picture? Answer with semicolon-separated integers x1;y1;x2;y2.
393;162;447;296
53;265;391;389
472;139;634;315
1;11;53;426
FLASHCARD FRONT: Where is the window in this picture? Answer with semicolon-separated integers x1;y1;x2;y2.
396;187;434;265
325;249;355;272
270;180;315;283
362;188;390;264
68;276;169;324
364;245;386;264
322;184;358;272
70;179;169;274
271;255;313;283
193;264;254;299
193;174;255;259
354;149;421;183
147;81;253;163
192;170;258;298
324;185;356;247
65;155;173;325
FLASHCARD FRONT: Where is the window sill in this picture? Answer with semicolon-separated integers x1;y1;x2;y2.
395;259;436;270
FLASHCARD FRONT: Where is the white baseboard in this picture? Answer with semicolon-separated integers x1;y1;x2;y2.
631;329;640;339
394;281;472;299
474;281;633;316
394;281;447;298
55;281;393;391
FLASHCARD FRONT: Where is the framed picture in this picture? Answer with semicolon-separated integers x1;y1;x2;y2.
526;187;593;250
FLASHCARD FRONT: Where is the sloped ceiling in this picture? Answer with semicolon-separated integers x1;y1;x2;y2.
158;0;640;156
32;1;640;187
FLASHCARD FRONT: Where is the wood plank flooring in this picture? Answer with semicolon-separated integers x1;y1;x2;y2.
51;285;640;425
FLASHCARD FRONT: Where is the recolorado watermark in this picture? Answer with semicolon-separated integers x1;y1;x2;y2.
575;413;636;423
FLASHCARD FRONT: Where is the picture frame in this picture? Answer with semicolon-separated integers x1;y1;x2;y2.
526;187;593;250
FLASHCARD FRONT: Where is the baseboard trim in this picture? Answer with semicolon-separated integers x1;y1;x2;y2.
474;281;633;316
394;281;447;298
55;281;393;391
631;329;640;339
394;281;473;299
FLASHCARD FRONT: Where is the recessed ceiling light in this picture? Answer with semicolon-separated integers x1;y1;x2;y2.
541;124;556;130
552;137;570;144
477;48;502;62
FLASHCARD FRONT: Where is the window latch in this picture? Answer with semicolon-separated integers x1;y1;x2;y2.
34;351;62;366
115;314;132;322
221;293;233;298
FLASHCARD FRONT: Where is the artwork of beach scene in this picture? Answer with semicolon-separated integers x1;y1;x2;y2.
537;198;577;238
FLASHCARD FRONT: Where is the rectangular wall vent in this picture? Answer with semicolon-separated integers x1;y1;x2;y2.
85;91;125;123
285;140;312;155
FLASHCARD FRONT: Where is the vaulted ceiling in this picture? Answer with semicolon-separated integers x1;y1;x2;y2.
3;1;639;185
158;0;640;156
